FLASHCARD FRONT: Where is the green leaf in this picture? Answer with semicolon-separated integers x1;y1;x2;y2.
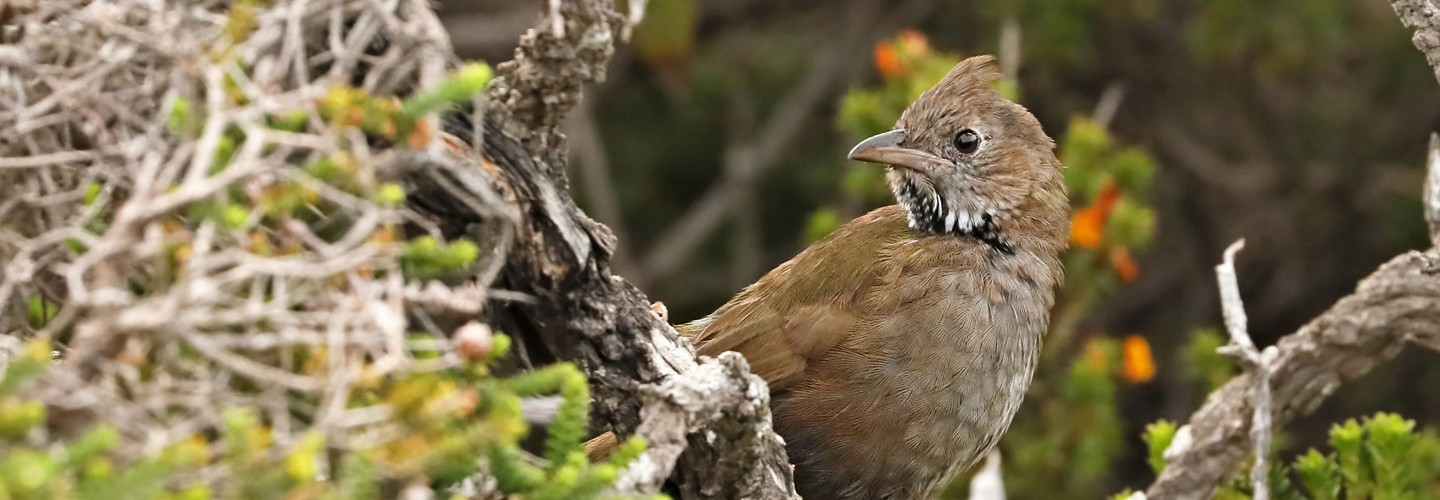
26;296;59;329
401;63;493;119
1294;449;1339;500
1142;420;1177;475
804;209;842;243
375;183;406;206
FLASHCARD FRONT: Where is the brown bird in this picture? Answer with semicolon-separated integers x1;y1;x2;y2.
594;55;1069;499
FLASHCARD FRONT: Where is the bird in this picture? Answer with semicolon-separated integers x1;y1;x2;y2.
591;54;1069;499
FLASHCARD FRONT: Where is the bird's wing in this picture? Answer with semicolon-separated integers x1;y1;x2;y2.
682;206;910;391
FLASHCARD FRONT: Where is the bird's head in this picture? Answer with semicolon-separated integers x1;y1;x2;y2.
848;55;1068;254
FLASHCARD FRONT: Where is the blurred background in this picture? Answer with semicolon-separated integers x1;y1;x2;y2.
442;0;1440;496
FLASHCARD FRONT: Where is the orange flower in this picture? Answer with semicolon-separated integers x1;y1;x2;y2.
874;29;930;78
1069;180;1121;249
873;40;903;77
1122;335;1156;383
1110;246;1139;281
1070;205;1105;249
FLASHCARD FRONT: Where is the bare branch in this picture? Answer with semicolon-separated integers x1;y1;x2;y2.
0;150;97;170
1426;133;1440;247
613;352;797;499
417;1;803;496
1212;240;1272;500
486;0;623;142
1145;249;1440;499
999;17;1021;83
1092;83;1128;130
0;0;516;469
1392;0;1440;87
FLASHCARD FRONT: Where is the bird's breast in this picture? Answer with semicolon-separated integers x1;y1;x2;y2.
774;256;1052;499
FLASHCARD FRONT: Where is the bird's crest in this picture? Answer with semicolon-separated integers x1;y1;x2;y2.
921;55;1002;103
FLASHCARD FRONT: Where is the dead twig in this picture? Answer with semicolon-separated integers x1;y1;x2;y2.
1212;240;1272;500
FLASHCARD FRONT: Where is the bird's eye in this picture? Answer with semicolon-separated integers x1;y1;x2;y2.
954;129;981;154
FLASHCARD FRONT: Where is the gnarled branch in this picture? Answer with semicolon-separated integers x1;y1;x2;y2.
409;0;799;497
1140;3;1440;497
1144;249;1440;499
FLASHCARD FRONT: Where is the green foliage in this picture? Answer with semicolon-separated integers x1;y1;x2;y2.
1183;329;1238;393
399;63;493;119
320;62;492;148
1143;419;1177;475
1186;0;1346;78
628;0;697;68
167;97;196;138
0;338;648;499
1295;449;1339;500
375;183;406;206
983;0;1158;71
1302;413;1440;499
803;209;843;244
1061;118;1154;203
25;296;58;329
0;396;46;441
502;363;590;465
1134;413;1440;499
400;236;481;279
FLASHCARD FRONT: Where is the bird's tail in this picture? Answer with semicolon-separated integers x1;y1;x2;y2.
583;431;621;461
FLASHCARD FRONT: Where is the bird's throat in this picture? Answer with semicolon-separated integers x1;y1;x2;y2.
894;178;1014;254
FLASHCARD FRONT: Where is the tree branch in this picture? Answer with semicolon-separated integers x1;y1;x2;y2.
1144;249;1440;499
410;1;799;496
613;352;795;498
1211;240;1272;500
1393;0;1440;87
1394;0;1440;248
1426;133;1440;248
1139;5;1440;497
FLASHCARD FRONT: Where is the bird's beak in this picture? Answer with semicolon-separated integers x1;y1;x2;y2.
847;129;951;174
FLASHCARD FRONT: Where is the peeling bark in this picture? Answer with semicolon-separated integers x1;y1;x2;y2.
407;0;799;497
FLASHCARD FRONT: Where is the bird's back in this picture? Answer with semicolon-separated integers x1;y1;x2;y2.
680;204;1061;499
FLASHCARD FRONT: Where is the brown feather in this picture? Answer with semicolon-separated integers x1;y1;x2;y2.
684;207;908;389
585;55;1069;499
